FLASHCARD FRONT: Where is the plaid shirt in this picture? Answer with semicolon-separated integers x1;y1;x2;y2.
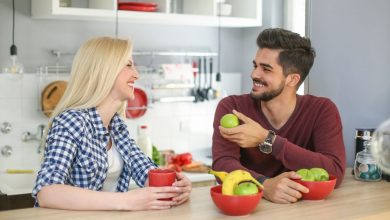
32;107;157;205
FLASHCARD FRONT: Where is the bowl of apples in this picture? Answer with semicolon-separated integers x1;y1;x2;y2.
292;168;337;200
210;183;263;216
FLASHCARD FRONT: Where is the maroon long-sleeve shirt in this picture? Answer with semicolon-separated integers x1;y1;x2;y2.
212;94;346;187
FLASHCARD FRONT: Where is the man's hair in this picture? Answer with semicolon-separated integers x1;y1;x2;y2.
256;28;315;87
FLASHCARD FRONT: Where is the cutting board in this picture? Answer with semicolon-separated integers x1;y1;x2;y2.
182;162;210;173
41;80;67;117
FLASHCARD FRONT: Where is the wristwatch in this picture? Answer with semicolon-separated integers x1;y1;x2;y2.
258;130;276;154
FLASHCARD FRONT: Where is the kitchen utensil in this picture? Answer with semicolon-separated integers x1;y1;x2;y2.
202;57;209;101
190;61;199;102
41;80;68;117
207;57;218;100
126;87;148;119
196;58;204;102
182;163;210;173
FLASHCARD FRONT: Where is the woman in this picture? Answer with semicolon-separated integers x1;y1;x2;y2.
32;37;192;210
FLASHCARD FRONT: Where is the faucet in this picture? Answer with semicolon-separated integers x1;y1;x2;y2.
22;124;46;153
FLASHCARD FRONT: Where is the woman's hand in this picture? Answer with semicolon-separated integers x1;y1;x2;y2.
120;186;179;210
172;172;192;205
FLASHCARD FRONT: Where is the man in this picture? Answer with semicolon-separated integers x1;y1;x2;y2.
212;28;346;204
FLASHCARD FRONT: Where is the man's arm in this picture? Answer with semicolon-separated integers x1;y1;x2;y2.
211;97;266;180
271;99;346;186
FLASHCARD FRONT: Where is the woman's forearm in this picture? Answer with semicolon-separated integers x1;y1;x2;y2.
37;184;124;210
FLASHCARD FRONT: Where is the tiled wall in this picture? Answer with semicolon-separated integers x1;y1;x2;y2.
0;73;241;170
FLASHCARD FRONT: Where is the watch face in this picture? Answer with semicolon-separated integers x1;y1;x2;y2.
260;143;272;154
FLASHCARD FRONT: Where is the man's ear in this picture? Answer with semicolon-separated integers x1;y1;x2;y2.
286;73;301;87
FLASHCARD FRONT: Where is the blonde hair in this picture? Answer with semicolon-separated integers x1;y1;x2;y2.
45;36;132;140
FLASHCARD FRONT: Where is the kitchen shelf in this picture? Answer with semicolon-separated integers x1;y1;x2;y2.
152;83;195;89
31;0;262;28
133;51;218;57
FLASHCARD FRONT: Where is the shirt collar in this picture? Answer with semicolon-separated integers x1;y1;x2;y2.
87;107;127;137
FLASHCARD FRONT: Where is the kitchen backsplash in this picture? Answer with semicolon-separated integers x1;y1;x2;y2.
0;72;242;170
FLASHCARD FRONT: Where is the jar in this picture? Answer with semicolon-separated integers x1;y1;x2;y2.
355;128;375;158
354;146;382;181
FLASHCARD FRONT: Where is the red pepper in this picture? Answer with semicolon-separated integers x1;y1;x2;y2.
177;153;192;165
170;153;192;166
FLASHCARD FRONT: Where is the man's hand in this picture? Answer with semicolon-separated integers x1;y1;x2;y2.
262;171;309;204
219;110;268;148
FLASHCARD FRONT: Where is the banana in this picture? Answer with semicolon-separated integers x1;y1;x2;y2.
208;169;229;182
221;170;263;195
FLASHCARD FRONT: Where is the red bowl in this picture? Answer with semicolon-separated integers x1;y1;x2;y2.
292;175;337;200
210;185;262;216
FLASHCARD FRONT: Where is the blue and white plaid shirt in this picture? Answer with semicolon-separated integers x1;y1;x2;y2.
32;107;157;205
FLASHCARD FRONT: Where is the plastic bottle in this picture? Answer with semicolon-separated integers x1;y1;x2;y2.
137;125;152;158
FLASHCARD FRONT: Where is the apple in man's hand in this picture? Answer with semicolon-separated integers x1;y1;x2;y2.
220;113;239;128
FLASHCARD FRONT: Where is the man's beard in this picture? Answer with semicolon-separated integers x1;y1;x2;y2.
250;80;285;102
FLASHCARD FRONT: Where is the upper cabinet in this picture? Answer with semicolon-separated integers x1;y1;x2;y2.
31;0;262;27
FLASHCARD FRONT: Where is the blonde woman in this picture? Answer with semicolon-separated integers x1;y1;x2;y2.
32;37;192;210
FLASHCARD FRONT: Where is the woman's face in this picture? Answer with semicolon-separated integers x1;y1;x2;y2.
110;59;139;101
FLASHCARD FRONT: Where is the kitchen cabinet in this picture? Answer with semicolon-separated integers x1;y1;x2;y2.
0;193;34;211
31;0;262;27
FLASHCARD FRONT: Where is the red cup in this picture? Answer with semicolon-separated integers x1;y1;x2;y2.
148;168;176;200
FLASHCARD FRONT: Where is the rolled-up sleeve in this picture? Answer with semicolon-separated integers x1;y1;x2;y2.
32;124;78;200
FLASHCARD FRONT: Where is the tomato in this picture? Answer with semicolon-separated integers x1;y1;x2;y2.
170;153;192;166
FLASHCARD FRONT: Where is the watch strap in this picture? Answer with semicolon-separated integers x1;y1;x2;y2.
257;175;268;184
258;130;276;154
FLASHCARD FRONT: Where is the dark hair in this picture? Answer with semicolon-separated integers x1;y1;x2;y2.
256;28;315;87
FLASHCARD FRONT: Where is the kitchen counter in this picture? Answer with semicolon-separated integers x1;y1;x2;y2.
2;168;390;220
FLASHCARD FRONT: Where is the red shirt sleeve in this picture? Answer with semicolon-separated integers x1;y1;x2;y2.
272;99;346;186
212;96;267;181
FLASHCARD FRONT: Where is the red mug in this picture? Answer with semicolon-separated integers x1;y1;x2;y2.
148;168;176;200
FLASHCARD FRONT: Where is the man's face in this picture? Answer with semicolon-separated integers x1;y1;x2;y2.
250;48;286;101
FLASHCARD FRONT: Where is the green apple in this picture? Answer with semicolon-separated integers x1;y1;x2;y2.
220;113;239;128
310;168;329;181
234;182;259;195
296;168;315;181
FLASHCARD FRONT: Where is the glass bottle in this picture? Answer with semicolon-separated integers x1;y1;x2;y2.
354;141;382;181
137;125;152;158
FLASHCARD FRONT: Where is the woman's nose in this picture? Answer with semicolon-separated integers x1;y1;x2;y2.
133;68;140;80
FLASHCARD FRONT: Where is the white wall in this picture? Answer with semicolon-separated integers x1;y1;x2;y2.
308;0;390;166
